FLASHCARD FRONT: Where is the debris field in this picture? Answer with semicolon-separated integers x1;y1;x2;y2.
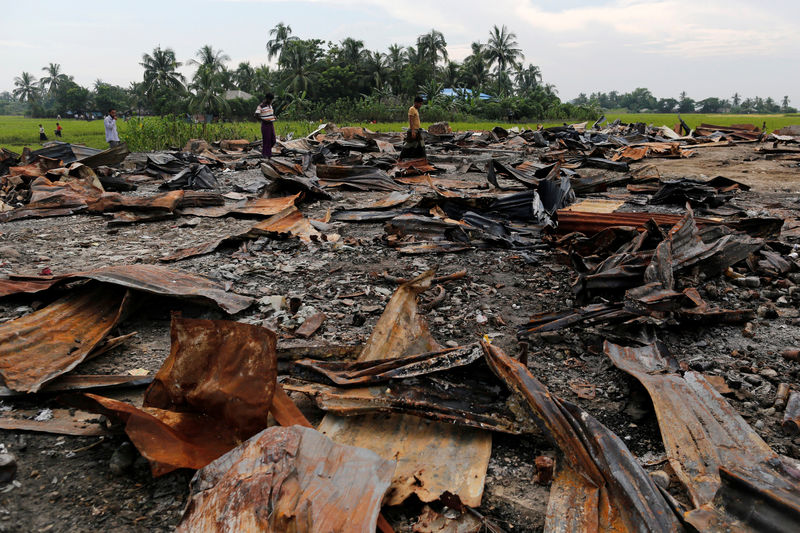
1;119;800;532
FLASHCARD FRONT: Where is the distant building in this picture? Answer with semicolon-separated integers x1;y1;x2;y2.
224;90;254;101
441;88;493;100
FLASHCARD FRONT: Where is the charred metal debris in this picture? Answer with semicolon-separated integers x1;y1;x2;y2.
1;119;799;532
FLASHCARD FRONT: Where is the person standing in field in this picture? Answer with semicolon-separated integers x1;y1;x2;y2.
55;122;62;137
255;93;277;159
38;124;48;142
104;108;121;147
400;96;426;159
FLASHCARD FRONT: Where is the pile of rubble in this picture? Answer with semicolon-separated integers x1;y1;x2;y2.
0;119;799;532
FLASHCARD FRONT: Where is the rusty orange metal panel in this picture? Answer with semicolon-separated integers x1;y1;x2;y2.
85;317;278;476
0;265;253;314
0;285;128;392
179;192;301;218
482;341;682;532
247;205;322;242
317;271;491;507
556;210;717;235
604;341;800;531
176;425;395;533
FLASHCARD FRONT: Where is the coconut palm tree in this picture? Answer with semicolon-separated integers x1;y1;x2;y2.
416;29;448;78
266;22;297;62
234;62;255;93
40;63;68;95
12;72;38;102
442;61;461;88
189;45;230;77
364;50;388;90
279;40;319;95
515;64;541;94
140;46;185;97
486;25;524;74
253;65;275;96
189;67;229;116
339;38;366;65
462;43;490;93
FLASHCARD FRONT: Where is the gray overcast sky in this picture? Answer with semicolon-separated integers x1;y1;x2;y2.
2;0;799;105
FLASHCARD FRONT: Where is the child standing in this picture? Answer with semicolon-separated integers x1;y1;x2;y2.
39;124;47;142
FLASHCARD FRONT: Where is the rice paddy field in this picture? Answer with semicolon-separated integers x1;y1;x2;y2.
1;113;798;154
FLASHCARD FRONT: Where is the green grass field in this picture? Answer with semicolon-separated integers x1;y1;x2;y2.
1;113;798;154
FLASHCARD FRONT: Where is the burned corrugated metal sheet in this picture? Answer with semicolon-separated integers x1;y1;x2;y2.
604;341;800;532
178;192;301;218
556;209;717;235
317;271;491;507
316;164;406;191
294;344;482;386
482;341;683;532
0;285;129;392
84;317;278;476
0;264;253;314
286;343;527;434
0;374;152;398
176;425;395;533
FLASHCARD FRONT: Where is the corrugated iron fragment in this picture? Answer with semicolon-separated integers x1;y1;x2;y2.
0;285;128;392
604;341;800;532
0;264;253;314
176;425;395;533
482;341;683;532
317;270;492;507
84;317;278;476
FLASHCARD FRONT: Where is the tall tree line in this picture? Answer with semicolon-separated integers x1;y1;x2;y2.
572;89;796;114
8;25;595;120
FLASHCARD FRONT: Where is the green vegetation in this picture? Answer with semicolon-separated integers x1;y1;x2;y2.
4;24;598;124
2;114;798;154
573;89;796;114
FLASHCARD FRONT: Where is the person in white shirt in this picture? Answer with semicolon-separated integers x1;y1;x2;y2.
254;93;276;159
104;108;120;147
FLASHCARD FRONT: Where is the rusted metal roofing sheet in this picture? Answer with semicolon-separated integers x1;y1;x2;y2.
0;374;152;398
84;317;278;476
179;192;301;218
482;341;682;532
0;265;253;314
0;285;128;392
604;341;800;532
556;209;718;235
176;425;395;533
316;270;491;507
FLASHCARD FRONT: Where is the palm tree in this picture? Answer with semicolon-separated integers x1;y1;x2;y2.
12;72;38;102
386;44;406;93
782;95;791;112
266;22;296;62
253;65;274;96
189;45;230;77
462;44;490;94
486;25;523;73
340;37;366;64
416;29;448;78
40;63;67;95
279;40;319;95
364;51;388;90
189;67;229;116
442;61;460;88
140;46;185;98
731;92;741;107
234;62;255;93
515;64;541;94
